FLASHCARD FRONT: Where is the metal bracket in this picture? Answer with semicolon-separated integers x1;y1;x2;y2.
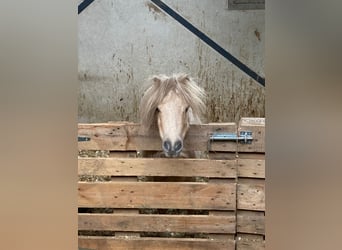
209;131;253;144
78;136;91;142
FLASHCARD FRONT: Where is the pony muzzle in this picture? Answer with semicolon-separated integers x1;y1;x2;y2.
162;139;183;157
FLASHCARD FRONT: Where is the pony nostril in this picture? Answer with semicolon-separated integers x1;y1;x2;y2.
163;140;183;156
174;140;183;153
163;140;172;152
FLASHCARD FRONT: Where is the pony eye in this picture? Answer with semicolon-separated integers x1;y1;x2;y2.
185;106;190;112
156;107;160;112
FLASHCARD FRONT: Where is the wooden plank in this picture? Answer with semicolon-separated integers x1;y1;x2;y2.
237;159;265;178
237;211;265;235
209;152;237;160
78;158;237;178
109;151;138;158
111;176;140;238
237;153;265;160
180;123;237;152
209;141;237;153
78;182;236;210
207;178;236;240
79;213;236;234
238;118;265;153
78;236;235;250
78;123;237;151
237;179;265;211
236;234;265;250
207;122;237;152
78;123;136;151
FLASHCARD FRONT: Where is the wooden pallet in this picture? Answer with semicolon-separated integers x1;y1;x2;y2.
236;118;265;249
78;118;265;250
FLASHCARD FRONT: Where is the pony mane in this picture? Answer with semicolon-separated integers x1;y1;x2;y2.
139;73;206;130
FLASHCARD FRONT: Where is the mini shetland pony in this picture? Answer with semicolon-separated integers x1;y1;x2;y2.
139;73;206;157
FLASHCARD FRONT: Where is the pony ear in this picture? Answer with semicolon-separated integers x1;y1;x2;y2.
177;74;190;84
151;75;162;87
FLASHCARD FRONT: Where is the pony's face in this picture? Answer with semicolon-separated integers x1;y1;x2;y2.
139;73;206;157
156;90;190;157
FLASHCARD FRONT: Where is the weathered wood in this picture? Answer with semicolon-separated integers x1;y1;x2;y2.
78;182;236;210
78;123;237;151
237;159;265;178
78;157;237;178
77;120;267;248
79;213;236;234
79;236;235;250
237;211;265;235
185;123;236;151
237;179;265;211
235;118;265;247
236;234;265;250
239;118;265;127
111;176;140;238
237;153;265;160
78;123;135;151
207;122;237;152
238;118;265;153
207;178;236;240
109;151;138;158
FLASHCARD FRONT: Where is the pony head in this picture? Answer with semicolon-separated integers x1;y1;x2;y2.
139;73;206;157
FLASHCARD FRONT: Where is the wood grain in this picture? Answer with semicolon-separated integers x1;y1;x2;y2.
78;236;235;250
236;234;265;250
78;123;237;151
237;179;265;211
79;213;236;233
78;182;236;210
237;159;265;178
208;178;235;241
237;211;265;235
77;119;267;248
78;157;237;178
111;176;140;238
238;118;265;153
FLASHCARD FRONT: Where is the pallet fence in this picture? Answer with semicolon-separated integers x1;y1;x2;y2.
78;118;265;250
236;118;265;250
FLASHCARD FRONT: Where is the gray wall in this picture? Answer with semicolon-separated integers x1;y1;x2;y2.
78;0;265;123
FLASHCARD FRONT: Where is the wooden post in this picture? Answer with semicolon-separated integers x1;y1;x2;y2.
236;118;265;250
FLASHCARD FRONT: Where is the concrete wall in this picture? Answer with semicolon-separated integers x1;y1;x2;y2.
78;0;265;123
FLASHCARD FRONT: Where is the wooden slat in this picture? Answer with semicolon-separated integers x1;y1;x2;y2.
78;157;237;178
111;176;140;238
79;213;236;234
237;211;265;235
180;122;236;152
207;122;237;152
236;234;265;250
237;159;265;178
78;123;237;151
209;152;237;160
78;236;235;250
239;118;265;127
208;178;235;241
238;118;265;153
109;151;138;158
78;182;236;210
209;141;237;153
78;123;135;151
237;179;265;211
237;153;265;160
